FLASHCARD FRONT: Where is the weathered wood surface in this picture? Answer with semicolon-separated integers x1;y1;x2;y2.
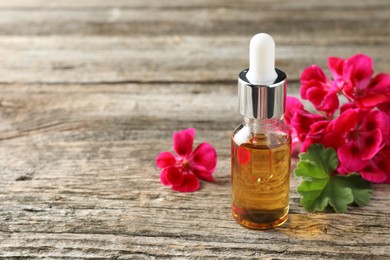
0;0;389;259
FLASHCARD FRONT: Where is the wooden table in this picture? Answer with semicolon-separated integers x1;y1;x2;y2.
0;0;389;258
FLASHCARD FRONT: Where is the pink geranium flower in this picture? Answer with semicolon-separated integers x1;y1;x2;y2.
360;145;390;183
291;110;326;144
156;128;217;192
300;120;329;152
289;53;390;184
330;109;389;177
329;54;390;110
300;65;339;118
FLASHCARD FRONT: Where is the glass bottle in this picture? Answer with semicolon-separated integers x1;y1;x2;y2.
231;33;291;229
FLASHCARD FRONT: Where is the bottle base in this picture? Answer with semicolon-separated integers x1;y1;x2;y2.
232;206;288;230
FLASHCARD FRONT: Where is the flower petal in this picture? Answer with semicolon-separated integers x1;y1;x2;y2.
300;65;328;85
290;110;325;142
352;74;390;110
189;143;217;181
172;173;200;192
369;73;390;93
344;54;374;89
337;164;351;175
375;146;390;183
191;169;215;182
306;85;327;107
340;102;357;113
333;108;357;134
337;142;368;172
285;97;304;126
357;93;388;110
378;102;390;117
173;128;195;157
155;151;176;169
321;93;340;114
322;131;345;150
359;164;387;183
164;166;184;187
305;87;339;116
300;66;330;101
341;80;355;101
328;56;344;80
361;110;390;137
300;120;329;152
190;143;217;171
160;168;170;186
360;129;382;160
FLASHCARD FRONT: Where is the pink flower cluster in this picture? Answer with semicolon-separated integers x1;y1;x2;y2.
155;128;217;192
286;54;390;183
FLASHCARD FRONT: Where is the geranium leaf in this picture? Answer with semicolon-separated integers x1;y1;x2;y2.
294;144;372;212
333;174;372;207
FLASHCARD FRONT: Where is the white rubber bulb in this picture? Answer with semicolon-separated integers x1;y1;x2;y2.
246;33;278;85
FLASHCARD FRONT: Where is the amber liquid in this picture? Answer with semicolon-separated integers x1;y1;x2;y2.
231;131;291;229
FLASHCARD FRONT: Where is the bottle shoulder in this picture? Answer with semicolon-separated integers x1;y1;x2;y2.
232;122;291;148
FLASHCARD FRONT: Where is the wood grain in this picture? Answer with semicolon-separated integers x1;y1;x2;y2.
1;83;389;259
0;37;388;84
0;0;389;258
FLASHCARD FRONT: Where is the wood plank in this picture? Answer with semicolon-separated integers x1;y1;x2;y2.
0;0;387;47
0;37;388;84
0;0;389;9
0;5;387;39
0;83;389;258
0;82;323;140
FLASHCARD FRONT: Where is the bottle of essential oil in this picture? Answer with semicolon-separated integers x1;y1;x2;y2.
231;33;291;229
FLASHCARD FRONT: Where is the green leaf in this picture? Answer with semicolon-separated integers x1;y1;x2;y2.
333;174;372;207
294;144;372;213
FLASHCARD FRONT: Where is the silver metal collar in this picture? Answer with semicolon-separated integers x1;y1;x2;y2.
238;68;287;119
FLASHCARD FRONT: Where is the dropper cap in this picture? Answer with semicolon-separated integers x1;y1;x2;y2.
246;33;278;84
238;33;287;120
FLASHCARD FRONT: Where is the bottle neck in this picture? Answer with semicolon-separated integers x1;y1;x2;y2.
243;116;284;134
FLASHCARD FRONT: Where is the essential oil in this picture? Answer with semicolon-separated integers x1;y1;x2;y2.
231;123;291;229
